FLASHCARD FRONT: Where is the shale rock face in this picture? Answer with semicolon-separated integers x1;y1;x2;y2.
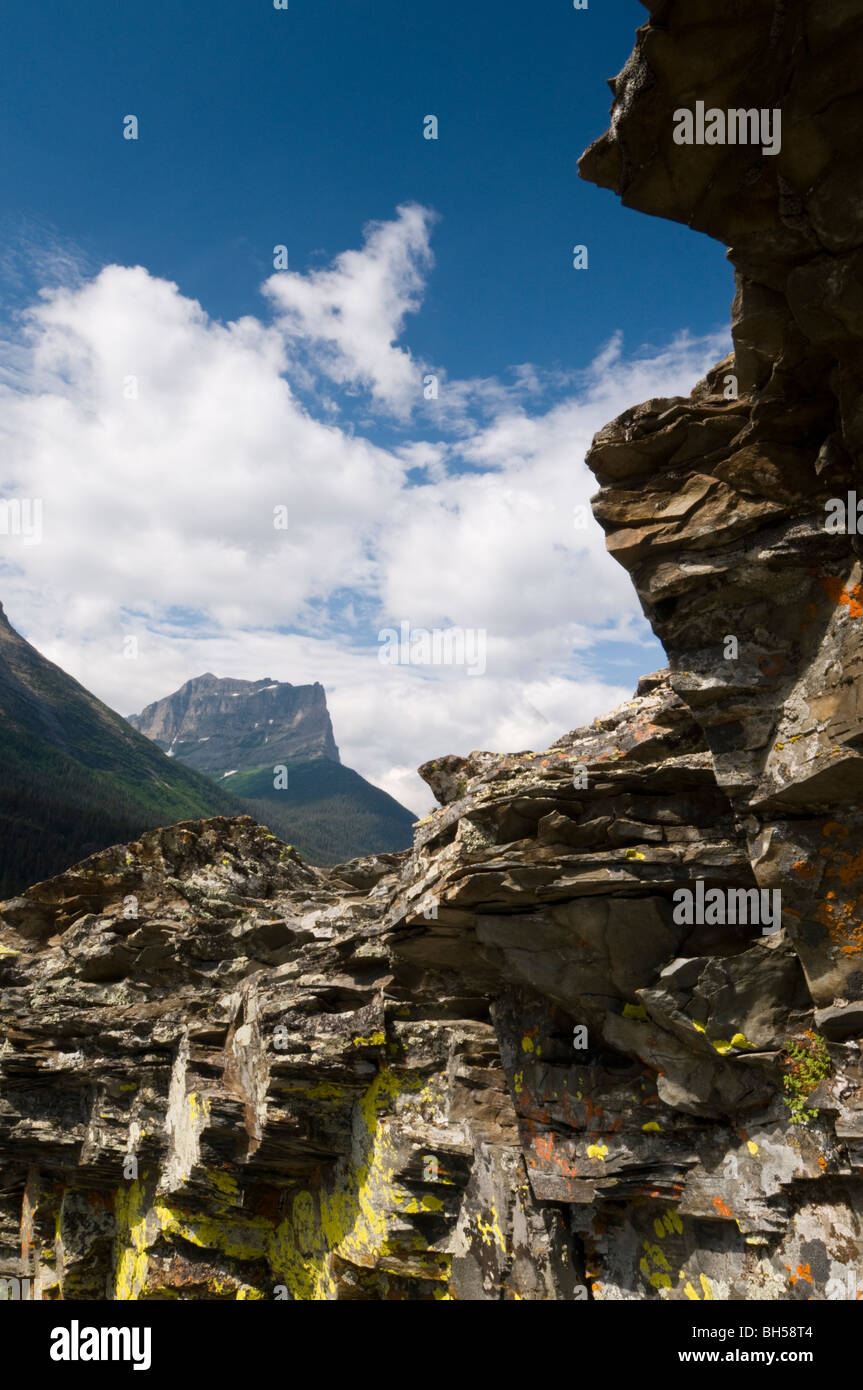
579;0;863;1013
0;676;860;1300
2;0;863;1301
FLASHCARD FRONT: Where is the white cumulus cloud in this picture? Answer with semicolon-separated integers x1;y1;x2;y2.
0;207;729;813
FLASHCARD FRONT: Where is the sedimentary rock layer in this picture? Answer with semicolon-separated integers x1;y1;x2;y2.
1;673;859;1299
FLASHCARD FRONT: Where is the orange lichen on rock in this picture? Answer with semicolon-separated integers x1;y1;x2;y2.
811;824;863;956
820;577;863;619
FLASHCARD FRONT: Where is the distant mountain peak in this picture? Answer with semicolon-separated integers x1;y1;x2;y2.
128;674;341;775
128;672;416;865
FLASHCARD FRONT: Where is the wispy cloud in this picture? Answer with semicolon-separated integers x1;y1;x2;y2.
263;203;437;420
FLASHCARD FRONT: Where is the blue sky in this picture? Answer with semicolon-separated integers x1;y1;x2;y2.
3;0;732;376
0;0;734;810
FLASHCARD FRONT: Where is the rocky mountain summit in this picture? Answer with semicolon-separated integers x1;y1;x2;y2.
129;674;340;775
1;0;863;1300
129;674;416;865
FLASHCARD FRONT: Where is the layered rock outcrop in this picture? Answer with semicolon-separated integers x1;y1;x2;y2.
1;0;862;1300
1;675;859;1300
578;0;863;1014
